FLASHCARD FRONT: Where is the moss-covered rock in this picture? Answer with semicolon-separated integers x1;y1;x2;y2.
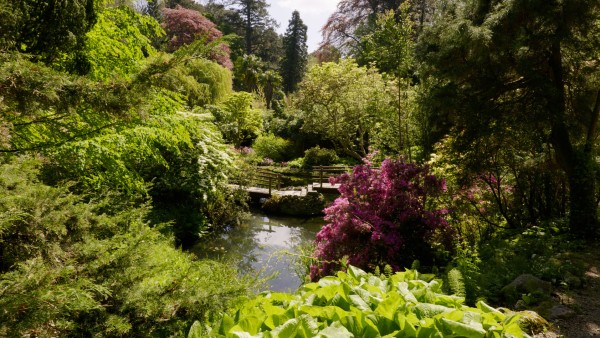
501;274;552;306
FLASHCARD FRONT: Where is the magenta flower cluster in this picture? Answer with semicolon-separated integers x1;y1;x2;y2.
310;159;454;280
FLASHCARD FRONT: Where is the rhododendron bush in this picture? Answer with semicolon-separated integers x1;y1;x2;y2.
311;159;455;279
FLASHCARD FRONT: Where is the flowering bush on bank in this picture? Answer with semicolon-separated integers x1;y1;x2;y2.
311;158;455;280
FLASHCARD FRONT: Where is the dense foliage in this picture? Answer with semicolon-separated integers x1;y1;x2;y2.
311;159;454;279
417;0;600;237
361;3;415;156
2;0;599;335
0;158;255;337
301;146;340;169
253;133;290;162
5;0;96;69
0;2;258;335
85;5;164;80
209;92;263;147
296;59;391;160
201;266;528;337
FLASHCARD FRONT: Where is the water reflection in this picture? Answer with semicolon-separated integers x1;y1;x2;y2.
191;212;325;292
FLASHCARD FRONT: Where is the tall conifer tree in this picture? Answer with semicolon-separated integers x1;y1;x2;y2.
280;10;307;93
226;0;276;55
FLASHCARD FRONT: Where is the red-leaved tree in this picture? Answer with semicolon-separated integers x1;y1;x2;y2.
162;5;233;69
310;158;455;280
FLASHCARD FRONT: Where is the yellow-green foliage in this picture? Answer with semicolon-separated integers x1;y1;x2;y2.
296;59;391;159
85;6;164;80
210;92;263;147
253;133;290;162
186;58;233;106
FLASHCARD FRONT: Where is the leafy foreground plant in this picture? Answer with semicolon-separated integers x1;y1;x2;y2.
198;266;529;337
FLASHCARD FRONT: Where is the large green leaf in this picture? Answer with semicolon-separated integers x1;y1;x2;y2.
317;321;354;337
374;292;403;318
299;305;349;322
230;316;264;335
438;318;486;337
413;303;453;319
347;265;368;279
188;320;203;338
366;314;400;336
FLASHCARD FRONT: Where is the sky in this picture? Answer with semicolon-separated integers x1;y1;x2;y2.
266;0;340;52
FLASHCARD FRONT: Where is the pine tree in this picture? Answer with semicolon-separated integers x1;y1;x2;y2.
227;0;277;55
145;0;162;21
280;10;308;93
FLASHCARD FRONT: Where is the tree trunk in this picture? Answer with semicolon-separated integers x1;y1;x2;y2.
245;6;252;54
397;79;403;153
549;39;598;238
568;150;598;238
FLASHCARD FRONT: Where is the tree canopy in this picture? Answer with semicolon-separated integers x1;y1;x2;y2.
224;0;277;55
417;0;600;237
162;5;233;69
296;59;390;160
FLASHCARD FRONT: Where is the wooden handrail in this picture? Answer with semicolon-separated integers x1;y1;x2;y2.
313;165;350;188
230;167;281;196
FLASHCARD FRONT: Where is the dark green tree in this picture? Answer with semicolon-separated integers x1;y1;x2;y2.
418;0;600;238
280;10;308;93
144;0;163;21
226;0;277;55
9;0;97;67
203;1;282;68
251;25;283;68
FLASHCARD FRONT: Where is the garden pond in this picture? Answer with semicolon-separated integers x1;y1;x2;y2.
191;212;325;292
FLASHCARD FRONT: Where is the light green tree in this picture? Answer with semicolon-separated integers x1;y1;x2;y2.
84;6;164;81
295;59;390;160
210;92;263;147
362;3;415;158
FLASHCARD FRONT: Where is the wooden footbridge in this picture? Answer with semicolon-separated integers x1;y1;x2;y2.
230;166;350;198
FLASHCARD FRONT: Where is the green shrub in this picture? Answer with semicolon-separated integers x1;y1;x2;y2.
202;266;529;337
449;224;586;306
0;157;256;337
287;157;305;169
253;133;291;162
302;146;339;169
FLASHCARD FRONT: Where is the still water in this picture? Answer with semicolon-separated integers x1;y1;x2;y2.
192;212;325;292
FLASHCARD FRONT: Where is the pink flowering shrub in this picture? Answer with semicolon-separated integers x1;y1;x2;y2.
310;158;455;280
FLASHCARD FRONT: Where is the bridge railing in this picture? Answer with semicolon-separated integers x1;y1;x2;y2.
253;167;281;195
231;167;281;196
312;166;351;188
